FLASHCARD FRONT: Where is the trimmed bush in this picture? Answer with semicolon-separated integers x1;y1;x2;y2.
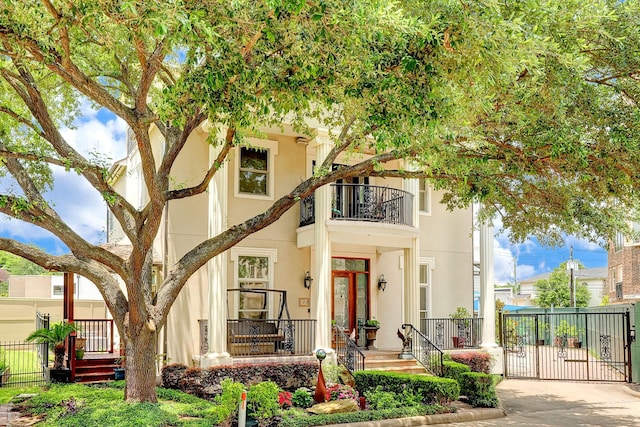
442;360;471;384
460;372;499;408
161;361;317;400
448;352;492;374
353;371;459;405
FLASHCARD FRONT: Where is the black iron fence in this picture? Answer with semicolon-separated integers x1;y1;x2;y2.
420;317;483;350
333;326;365;374
0;341;49;387
75;319;115;353
502;311;631;382
401;323;444;376
199;319;316;358
299;184;414;227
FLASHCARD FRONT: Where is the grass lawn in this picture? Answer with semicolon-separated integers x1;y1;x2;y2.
6;382;224;426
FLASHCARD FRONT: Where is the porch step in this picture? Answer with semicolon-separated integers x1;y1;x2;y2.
363;351;429;375
74;354;121;383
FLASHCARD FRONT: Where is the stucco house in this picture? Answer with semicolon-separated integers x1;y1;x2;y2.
107;122;477;368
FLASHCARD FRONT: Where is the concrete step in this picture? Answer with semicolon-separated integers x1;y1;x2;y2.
363;354;428;375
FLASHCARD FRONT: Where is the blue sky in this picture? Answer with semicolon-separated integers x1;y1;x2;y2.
0;105;609;280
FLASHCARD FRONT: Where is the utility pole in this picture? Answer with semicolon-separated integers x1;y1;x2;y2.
568;246;575;308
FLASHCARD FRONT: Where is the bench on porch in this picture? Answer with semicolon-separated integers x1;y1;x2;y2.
227;321;285;355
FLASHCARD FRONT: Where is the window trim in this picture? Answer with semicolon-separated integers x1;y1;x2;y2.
230;248;278;318
419;257;435;321
418;180;431;216
234;138;278;201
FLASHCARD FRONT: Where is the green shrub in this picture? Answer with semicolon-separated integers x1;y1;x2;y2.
247;381;281;423
460;372;499;408
353;371;459;405
279;404;450;427
291;387;314;408
442;361;471;383
213;379;245;424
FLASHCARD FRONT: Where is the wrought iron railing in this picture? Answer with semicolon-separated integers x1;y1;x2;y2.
333;326;365;374
74;319;115;353
401;323;444;376
299;184;413;227
0;340;50;387
420;317;483;350
199;319;316;357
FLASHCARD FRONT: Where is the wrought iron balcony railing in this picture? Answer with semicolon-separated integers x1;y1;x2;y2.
299;183;413;227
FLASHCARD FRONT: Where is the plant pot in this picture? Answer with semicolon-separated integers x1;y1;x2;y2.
363;327;379;350
75;338;87;350
536;339;545;346
572;341;582;349
452;336;466;348
75;349;85;360
49;368;71;383
114;367;125;380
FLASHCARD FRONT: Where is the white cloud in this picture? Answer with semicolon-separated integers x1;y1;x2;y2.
0;104;126;252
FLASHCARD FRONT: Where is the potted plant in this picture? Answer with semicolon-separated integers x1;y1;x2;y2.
449;307;471;348
554;320;579;347
26;321;79;383
114;355;126;380
363;319;380;349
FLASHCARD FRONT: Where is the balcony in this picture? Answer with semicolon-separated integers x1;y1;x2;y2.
299;183;413;227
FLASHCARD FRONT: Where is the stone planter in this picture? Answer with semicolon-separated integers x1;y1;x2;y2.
363;326;379;350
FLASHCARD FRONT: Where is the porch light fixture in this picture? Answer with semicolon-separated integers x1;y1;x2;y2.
304;271;314;289
377;274;388;292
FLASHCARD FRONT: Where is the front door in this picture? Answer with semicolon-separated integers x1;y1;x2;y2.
332;258;369;347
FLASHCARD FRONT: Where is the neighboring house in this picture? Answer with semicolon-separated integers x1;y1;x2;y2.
9;275;103;300
108;123;475;367
607;232;640;302
518;267;607;308
0;274;108;341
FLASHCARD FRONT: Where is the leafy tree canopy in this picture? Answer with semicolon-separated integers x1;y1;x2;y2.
0;250;46;275
534;264;591;308
0;0;638;401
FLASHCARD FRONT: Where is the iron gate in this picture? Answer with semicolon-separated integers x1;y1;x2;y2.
502;311;631;382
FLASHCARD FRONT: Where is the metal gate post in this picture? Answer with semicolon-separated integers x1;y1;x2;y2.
625;311;632;383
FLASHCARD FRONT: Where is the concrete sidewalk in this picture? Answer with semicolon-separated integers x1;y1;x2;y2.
442;380;640;426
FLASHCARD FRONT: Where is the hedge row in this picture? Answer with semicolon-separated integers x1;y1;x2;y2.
161;361;317;400
460;372;499;408
353;371;459;405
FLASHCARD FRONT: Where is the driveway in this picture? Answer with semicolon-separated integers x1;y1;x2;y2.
439;379;640;426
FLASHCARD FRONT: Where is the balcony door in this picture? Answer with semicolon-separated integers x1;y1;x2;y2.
332;258;369;347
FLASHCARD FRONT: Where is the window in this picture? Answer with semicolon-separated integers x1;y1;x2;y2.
231;248;278;319
419;258;435;329
52;284;64;298
614;232;625;251
235;138;278;200
419;180;431;215
239;148;268;195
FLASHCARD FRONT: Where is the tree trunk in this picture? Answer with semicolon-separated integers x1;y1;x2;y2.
123;327;158;402
53;344;66;369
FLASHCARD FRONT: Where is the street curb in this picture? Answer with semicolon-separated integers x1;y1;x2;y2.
622;385;640;399
323;407;507;427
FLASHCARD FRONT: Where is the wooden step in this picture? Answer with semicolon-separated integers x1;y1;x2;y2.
73;353;121;383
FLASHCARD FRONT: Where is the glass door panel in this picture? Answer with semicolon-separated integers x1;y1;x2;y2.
333;276;349;331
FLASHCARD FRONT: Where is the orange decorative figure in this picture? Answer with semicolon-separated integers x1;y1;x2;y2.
314;349;327;403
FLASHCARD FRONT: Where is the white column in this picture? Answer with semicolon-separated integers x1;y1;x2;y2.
403;173;420;327
312;130;334;352
202;124;232;367
479;219;497;347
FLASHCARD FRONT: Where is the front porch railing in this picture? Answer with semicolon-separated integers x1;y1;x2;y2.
401;323;444;376
333;326;365;374
199;319;316;357
420;317;483;350
74;319;115;353
299;184;413;227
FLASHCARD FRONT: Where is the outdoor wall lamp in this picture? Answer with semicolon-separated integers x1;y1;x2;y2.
304;271;314;289
377;274;387;292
